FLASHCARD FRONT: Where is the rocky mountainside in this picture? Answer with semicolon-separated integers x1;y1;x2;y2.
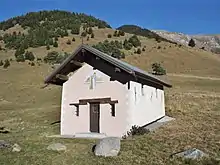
117;25;177;44
152;30;220;54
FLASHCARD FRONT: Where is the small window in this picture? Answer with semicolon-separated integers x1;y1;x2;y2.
155;88;158;98
141;84;144;96
128;82;130;90
111;104;115;117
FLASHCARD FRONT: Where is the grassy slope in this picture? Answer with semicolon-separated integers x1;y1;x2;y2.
1;27;220;77
0;27;220;165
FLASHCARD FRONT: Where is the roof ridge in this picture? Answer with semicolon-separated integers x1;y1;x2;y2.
44;44;172;88
82;44;171;87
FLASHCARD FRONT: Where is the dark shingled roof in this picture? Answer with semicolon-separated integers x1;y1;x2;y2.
44;44;172;88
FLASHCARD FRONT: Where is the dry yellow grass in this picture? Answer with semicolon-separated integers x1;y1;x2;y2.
0;28;220;165
0;62;220;165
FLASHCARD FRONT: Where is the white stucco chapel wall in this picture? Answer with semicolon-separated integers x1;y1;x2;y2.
60;64;166;137
61;64;130;137
128;81;165;127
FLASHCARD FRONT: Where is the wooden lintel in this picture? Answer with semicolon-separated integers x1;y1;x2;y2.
69;104;80;116
69;103;78;107
69;97;118;107
79;97;111;104
70;102;87;106
109;100;118;104
80;97;118;104
70;98;118;106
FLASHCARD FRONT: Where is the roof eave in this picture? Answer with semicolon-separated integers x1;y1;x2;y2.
44;44;84;85
135;72;172;88
45;79;65;86
82;45;134;74
44;44;172;88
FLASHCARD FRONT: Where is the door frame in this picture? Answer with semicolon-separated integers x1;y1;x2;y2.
89;103;100;133
69;97;119;133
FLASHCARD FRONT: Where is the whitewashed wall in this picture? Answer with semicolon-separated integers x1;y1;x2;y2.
128;81;165;127
61;64;130;137
60;64;166;138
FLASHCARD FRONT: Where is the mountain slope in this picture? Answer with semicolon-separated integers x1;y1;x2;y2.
0;10;111;50
0;10;220;165
117;24;220;54
152;30;220;53
1;27;220;78
0;10;219;78
117;25;177;44
0;10;111;30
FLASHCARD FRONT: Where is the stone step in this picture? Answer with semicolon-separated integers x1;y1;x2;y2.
47;133;107;139
74;132;107;139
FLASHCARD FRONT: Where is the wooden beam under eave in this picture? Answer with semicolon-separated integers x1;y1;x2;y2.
55;74;69;81
115;67;121;72
70;60;83;67
51;78;65;85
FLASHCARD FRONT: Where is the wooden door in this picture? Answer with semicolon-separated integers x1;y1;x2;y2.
90;103;100;133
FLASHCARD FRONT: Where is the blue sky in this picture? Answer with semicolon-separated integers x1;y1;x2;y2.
0;0;219;34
